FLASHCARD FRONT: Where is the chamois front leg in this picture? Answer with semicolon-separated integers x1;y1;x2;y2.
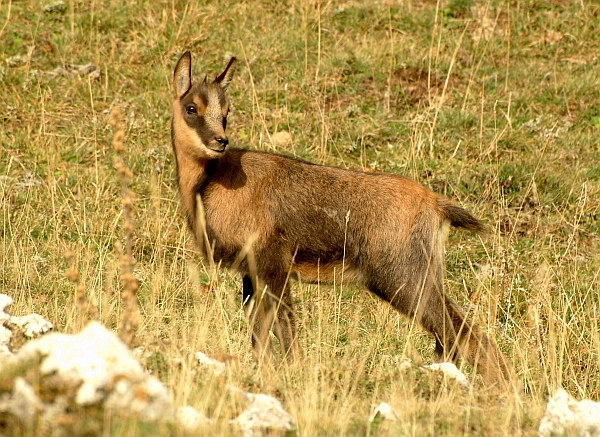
269;279;302;363
249;251;302;364
242;274;275;365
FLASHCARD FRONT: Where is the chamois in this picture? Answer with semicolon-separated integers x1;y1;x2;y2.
171;51;512;389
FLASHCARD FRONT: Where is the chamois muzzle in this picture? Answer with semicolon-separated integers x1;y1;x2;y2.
208;136;229;153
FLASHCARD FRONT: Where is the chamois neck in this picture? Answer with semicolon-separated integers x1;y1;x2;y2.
172;144;216;233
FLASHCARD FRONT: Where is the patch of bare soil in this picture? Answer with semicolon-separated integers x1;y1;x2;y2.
323;65;461;115
391;65;460;107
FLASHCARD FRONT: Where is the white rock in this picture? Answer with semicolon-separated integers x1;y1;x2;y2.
381;354;412;371
104;376;171;422
17;322;138;404
230;387;295;437
132;346;155;362
368;402;399;422
195;351;226;375
43;1;66;13
38;395;69;431
397;359;412;371
0;295;13;315
0;377;42;427
0;326;13;359
539;389;600;437
176;406;212;431
422;362;471;388
14;321;171;421
0;294;53;360
270;131;293;148
10;313;53;338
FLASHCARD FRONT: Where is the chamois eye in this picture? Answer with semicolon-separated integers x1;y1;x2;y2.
186;105;197;115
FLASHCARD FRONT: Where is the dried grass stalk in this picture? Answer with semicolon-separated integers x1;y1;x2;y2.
110;107;139;346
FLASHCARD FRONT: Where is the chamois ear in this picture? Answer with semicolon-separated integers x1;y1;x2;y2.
173;51;192;99
214;57;237;89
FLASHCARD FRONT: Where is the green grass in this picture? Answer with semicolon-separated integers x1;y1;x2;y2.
1;0;600;435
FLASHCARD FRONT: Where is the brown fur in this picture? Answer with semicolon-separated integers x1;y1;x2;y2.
171;52;513;389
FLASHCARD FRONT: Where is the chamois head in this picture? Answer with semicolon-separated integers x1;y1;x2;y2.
172;51;237;159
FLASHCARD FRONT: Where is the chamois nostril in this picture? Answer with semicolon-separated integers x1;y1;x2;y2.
215;137;228;147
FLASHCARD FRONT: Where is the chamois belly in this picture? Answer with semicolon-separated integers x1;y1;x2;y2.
293;259;363;284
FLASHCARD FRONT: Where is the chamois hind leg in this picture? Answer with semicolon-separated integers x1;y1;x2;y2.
433;337;458;364
367;235;512;388
423;287;513;389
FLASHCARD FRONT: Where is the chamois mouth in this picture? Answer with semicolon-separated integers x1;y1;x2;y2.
207;137;228;153
207;143;227;153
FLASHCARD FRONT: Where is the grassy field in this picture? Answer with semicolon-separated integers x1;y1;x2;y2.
1;0;600;435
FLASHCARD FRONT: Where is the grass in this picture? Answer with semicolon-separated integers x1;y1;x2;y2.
1;0;599;435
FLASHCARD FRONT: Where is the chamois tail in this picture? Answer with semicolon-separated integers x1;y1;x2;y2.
437;198;486;234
